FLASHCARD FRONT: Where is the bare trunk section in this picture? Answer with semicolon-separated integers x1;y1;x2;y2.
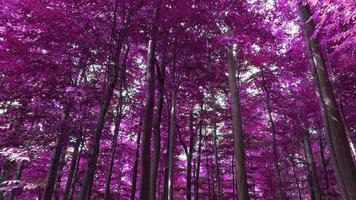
54;151;66;200
299;4;356;200
0;160;12;200
226;46;250;200
130;128;142;200
149;61;165;200
139;37;157;200
303;131;322;200
62;134;81;200
167;52;177;200
78;1;134;198
186;111;195;200
8;160;25;200
194;101;203;200
104;45;129;199
262;81;286;200
208;41;222;200
319;139;330;198
41;111;68;200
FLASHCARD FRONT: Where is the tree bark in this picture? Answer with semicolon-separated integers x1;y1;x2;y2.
63;134;82;200
299;4;356;200
0;160;12;200
149;61;165;200
167;52;177;200
53;151;66;200
186;111;195;200
319;139;330;198
130;128;142;200
226;46;250;200
138;38;157;200
104;95;124;200
303;131;322;200
208;42;222;200
78;1;133;198
194;101;203;200
262;80;286;200
8;160;25;200
41;111;68;200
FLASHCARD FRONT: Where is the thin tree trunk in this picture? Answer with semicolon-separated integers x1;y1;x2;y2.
163;101;172;200
68;143;83;200
42;111;68;200
262;81;286;200
289;156;302;200
319;139;330;198
299;4;356;200
167;50;177;200
54;151;66;200
149;61;165;200
104;99;124;200
303;131;322;200
78;1;133;198
194;101;203;200
226;46;250;200
232;155;236;200
130;128;142;200
0;160;12;200
8;160;25;200
186;111;195;200
63;134;82;200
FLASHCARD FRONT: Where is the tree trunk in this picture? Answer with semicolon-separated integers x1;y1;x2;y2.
226;46;250;200
149;61;165;200
186;111;195;200
104;99;124;200
8;160;25;200
289;156;302;200
194;101;203;200
208;50;222;200
0;160;12;200
54;151;66;200
63;134;82;200
303;131;322;200
68;143;83;200
299;4;356;200
139;38;156;200
42;111;68;200
319;139;330;198
262;81;286;200
78;1;132;198
167;52;177;200
130;128;142;200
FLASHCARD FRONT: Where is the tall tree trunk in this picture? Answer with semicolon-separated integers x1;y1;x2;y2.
232;155;236;200
8;160;25;200
54;151;66;200
299;4;356;200
186;111;195;200
139;1;161;198
226;46;250;200
289;156;302;200
319;139;330;198
68;143;83;200
130;128;142;200
78;1;133;198
163;101;172;200
149;61;165;200
303;131;322;200
262;81;286;200
167;51;177;200
208;44;222;200
63;134;82;200
42;111;68;200
104;98;124;200
139;38;156;200
194;101;203;200
0;160;12;200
